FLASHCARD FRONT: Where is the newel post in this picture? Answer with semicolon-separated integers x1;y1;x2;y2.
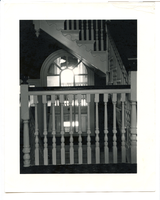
21;84;30;167
130;71;137;164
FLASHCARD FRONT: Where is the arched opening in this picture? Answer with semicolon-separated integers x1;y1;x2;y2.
38;50;95;137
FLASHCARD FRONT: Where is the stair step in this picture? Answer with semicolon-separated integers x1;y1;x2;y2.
61;30;80;41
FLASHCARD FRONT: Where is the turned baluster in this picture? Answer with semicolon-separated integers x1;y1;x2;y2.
71;20;74;30
66;20;70;30
121;93;126;163
95;94;100;164
68;94;74;164
91;20;94;41
104;93;109;163
76;20;79;30
86;20;89;40
42;95;48;165
21;84;30;167
51;95;56;165
112;93;117;163
77;94;82;164
101;20;104;51
96;20;99;51
60;94;65;164
81;20;84;40
34;95;39;165
86;94;91;164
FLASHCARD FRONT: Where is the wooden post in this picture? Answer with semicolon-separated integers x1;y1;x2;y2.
112;93;117;163
21;84;30;167
86;94;91;164
51;95;56;165
95;94;100;164
42;95;48;165
130;71;137;163
77;94;82;164
68;94;74;164
34;95;39;165
121;93;126;163
60;94;65;164
104;93;109;163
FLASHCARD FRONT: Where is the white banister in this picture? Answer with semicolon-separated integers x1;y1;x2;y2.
51;95;56;165
104;93;109;163
68;94;74;164
121;93;126;163
95;93;100;164
86;94;91;164
42;95;48;165
77;94;83;164
34;95;39;165
21;84;30;167
29;88;131;96
60;94;65;164
112;93;117;163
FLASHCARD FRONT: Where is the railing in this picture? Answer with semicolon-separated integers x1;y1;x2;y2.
21;84;137;167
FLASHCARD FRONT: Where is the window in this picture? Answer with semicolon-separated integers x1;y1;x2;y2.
47;55;88;87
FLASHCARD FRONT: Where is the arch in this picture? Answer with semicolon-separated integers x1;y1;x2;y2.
40;49;74;86
40;49;89;86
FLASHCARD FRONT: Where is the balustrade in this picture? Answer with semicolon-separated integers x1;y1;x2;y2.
21;85;137;167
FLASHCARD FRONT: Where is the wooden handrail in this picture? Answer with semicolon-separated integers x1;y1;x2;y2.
28;85;131;95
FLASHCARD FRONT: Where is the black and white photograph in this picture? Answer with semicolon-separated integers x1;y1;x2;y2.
20;19;137;174
2;2;157;195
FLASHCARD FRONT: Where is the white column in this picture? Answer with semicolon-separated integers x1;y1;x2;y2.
77;94;82;164
104;93;109;163
68;94;74;164
21;84;30;167
130;71;137;163
34;95;39;165
42;95;48;165
51;95;56;165
86;94;91;164
121;93;126;163
95;94;100;164
60;94;65;164
112;93;117;163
